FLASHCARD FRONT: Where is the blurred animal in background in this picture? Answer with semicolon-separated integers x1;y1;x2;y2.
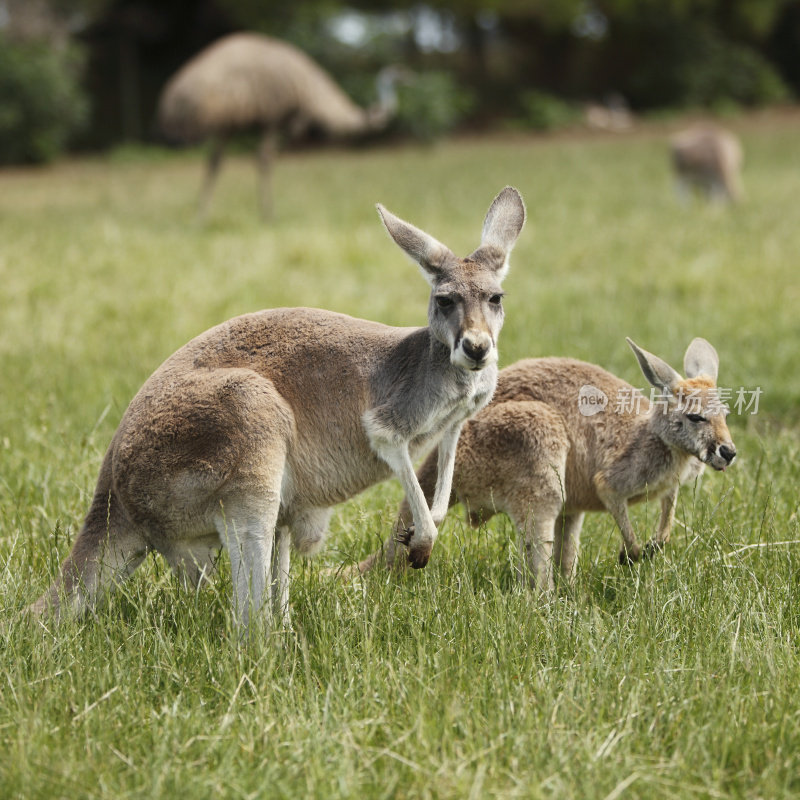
584;93;633;132
158;33;405;221
670;124;743;204
350;338;736;595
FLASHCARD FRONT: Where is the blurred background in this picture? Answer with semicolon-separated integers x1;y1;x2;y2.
1;0;799;161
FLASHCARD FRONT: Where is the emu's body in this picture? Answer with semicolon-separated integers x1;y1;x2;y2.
158;33;397;219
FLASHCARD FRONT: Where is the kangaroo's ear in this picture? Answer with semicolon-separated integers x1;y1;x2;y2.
627;338;682;395
469;186;526;281
683;337;719;382
376;204;456;287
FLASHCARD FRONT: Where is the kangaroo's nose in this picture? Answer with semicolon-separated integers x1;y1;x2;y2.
719;444;736;463
462;337;489;363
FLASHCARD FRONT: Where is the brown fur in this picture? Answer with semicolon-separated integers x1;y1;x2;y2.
351;339;737;593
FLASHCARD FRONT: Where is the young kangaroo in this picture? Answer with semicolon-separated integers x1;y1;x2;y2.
671;124;743;203
27;187;526;630
352;338;737;593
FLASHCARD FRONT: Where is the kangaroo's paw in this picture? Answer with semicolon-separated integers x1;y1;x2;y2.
394;524;414;547
642;539;665;560
407;546;431;569
618;543;642;565
395;524;433;569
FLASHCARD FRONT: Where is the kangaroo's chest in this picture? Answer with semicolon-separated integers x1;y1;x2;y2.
409;380;494;454
625;455;703;505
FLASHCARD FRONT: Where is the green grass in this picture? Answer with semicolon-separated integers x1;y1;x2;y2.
2;116;800;798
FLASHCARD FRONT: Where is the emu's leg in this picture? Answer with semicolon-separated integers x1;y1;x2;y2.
198;134;226;223
257;129;278;220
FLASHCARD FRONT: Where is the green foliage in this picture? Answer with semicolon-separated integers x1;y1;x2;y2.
516;90;581;131
627;20;790;109
2;120;800;797
0;36;88;165
392;70;476;141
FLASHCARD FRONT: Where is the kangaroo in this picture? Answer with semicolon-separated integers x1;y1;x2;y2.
671;124;743;203
351;338;737;593
27;187;526;630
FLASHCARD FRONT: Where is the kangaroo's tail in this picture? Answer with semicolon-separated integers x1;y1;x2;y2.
26;453;147;621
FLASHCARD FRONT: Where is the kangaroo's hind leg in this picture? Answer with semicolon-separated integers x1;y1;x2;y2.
164;534;222;590
207;374;295;634
512;498;563;595
216;493;283;634
272;526;291;626
489;401;568;595
553;512;585;586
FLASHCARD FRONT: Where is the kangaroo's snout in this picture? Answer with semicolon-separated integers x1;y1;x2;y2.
707;441;736;471
455;330;494;370
462;336;489;363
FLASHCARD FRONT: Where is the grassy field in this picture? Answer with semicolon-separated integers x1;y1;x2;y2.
1;115;800;798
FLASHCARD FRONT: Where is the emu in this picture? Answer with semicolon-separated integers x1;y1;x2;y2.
27;188;526;632
352;338;737;593
158;33;403;221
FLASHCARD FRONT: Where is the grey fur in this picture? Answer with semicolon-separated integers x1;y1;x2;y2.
683;337;720;381
350;337;737;593
671;124;743;204
626;338;682;395
157;33;403;221
26;188;526;632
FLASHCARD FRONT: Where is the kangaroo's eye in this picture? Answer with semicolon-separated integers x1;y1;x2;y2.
435;295;454;309
686;413;706;423
489;294;503;306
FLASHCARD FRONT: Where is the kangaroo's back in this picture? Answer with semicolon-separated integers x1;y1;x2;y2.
494;357;632;407
112;308;425;510
478;358;640;510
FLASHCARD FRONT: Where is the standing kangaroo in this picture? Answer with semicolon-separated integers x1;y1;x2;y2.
27;187;526;630
671;124;743;203
352;338;736;593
